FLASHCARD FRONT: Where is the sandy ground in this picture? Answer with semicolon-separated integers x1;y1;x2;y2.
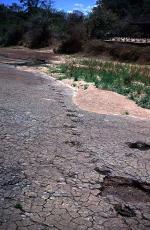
61;79;150;120
74;85;150;120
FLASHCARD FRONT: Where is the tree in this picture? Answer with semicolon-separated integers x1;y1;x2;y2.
66;11;87;40
89;2;119;38
9;3;23;13
143;0;150;14
20;0;52;13
89;0;150;38
24;11;51;47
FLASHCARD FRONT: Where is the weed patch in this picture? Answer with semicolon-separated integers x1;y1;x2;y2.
50;60;150;109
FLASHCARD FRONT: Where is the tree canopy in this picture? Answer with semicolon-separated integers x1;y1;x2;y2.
0;0;149;48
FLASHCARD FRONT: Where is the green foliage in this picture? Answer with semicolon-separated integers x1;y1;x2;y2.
1;25;23;46
89;0;150;38
23;10;52;48
84;84;89;90
20;0;52;13
0;3;25;46
0;0;149;48
15;203;23;211
0;1;67;48
57;38;83;54
90;6;119;38
53;60;150;109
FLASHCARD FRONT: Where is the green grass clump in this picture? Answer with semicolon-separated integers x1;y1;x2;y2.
49;66;63;74
84;84;89;90
15;203;23;211
49;60;150;109
123;111;129;115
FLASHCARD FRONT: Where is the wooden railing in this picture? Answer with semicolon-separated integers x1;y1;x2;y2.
105;37;150;44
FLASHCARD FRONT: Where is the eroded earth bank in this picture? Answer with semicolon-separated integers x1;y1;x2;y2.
0;63;150;230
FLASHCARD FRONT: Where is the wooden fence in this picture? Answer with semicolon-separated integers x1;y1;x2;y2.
105;37;150;44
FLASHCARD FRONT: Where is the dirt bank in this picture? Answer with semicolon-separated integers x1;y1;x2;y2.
73;85;150;120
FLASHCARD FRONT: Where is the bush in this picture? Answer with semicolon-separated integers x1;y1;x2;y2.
109;45;140;62
56;38;83;54
0;25;23;46
84;40;150;64
23;29;49;49
84;40;109;54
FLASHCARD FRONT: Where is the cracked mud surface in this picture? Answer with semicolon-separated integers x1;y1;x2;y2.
0;63;150;230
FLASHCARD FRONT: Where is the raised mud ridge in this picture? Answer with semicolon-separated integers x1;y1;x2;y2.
100;176;150;203
126;141;150;151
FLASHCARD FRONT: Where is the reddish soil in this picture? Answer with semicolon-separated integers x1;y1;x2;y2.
74;85;150;120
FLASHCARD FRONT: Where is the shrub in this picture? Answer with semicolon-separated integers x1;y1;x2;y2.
84;40;108;54
110;45;140;62
84;40;150;64
56;38;83;54
1;25;23;46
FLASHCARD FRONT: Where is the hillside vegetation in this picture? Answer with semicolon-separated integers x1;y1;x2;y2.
0;0;150;49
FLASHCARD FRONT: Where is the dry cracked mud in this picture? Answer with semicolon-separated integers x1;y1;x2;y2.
0;62;150;230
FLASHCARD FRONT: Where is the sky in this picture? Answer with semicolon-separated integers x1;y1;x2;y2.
0;0;97;13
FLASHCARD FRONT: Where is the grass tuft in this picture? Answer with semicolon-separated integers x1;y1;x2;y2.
15;203;23;211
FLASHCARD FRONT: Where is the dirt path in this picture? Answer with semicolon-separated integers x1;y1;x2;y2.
0;63;150;230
